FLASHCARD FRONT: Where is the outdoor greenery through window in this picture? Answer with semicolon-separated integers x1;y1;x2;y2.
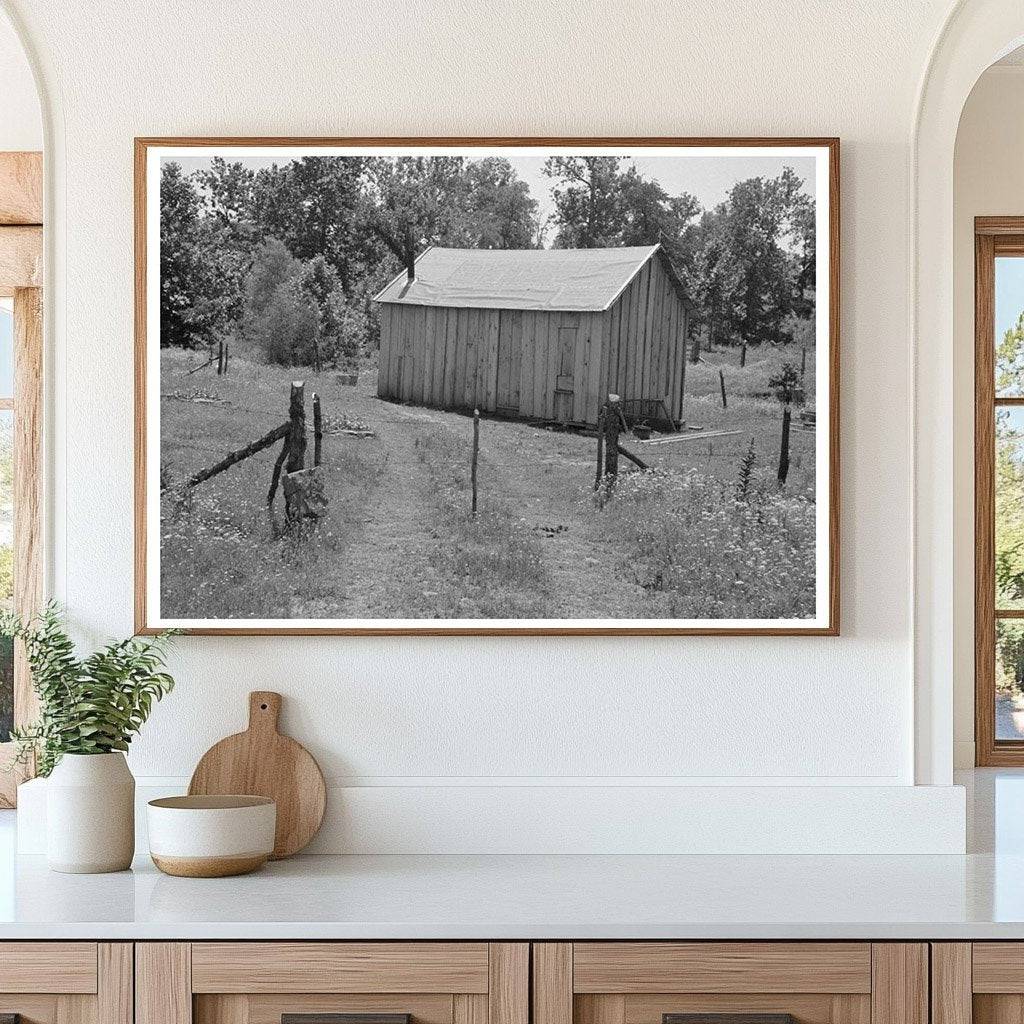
994;257;1024;739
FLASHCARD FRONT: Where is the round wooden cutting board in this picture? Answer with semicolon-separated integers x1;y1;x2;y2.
188;691;326;859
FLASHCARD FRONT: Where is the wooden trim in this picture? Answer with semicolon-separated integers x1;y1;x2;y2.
489;943;529;1024
14;287;42;719
533;943;572;1024
0;286;44;806
98;944;134;1024
190;942;489;994
453;995;488;1024
977;229;999;764
0;942;98;993
136;943;192;1024
0;152;42;225
968;942;1024;991
572;942;871;994
930;944;971;1024
134;136;840;636
0;226;41;290
869;945;927;1024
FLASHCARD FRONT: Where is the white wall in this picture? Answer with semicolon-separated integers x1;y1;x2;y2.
952;65;1024;768
0;8;39;151
0;0;972;851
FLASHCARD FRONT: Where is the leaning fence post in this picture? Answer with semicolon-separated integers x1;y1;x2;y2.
471;408;480;516
778;404;792;486
719;369;727;409
313;393;323;468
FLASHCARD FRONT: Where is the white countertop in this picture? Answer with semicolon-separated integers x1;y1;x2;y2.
0;769;1021;941
0;849;1023;940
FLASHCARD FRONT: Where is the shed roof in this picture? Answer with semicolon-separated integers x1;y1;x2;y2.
373;244;688;312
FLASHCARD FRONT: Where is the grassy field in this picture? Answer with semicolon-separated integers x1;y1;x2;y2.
159;342;817;621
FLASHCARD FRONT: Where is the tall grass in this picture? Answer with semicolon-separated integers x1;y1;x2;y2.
598;467;816;619
403;424;551;619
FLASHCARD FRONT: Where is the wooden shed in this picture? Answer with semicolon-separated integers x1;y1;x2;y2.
374;243;692;428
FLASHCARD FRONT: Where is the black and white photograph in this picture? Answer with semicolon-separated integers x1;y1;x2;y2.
137;140;838;634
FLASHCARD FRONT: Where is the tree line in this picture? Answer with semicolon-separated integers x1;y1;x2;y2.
160;154;816;370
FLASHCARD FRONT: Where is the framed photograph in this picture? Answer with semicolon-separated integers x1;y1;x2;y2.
135;137;839;635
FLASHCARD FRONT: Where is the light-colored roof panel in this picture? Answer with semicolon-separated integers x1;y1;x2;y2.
373;245;661;311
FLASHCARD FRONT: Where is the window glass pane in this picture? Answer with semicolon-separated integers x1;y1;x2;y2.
997;407;1024;610
0;302;12;399
996;257;1024;396
0;410;12;742
998;619;1024;740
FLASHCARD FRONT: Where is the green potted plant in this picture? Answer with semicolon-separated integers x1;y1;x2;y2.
2;604;177;873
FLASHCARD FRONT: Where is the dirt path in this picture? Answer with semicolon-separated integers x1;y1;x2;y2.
329;401;445;619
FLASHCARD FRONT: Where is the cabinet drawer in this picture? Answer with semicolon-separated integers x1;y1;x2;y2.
572;943;872;994
191;943;490;993
0;943;130;1024
534;943;926;1024
139;942;528;1024
0;942;98;993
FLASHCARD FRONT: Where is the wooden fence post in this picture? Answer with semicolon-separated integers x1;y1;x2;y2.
471;408;480;516
740;342;747;367
594;405;606;490
719;369;727;409
801;346;807;379
286;382;306;473
217;340;224;376
603;394;621;483
224;341;229;375
778;405;792;486
313;393;323;468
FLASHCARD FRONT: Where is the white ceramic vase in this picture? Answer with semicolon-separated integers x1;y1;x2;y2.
46;752;135;873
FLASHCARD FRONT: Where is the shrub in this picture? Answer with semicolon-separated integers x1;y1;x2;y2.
599;467;816;619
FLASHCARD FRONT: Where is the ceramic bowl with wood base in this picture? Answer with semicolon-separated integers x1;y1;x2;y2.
147;795;276;877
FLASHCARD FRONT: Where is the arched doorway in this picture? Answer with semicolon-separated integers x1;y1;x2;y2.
914;0;1024;784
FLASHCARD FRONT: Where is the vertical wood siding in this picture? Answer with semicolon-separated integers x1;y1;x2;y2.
375;255;689;426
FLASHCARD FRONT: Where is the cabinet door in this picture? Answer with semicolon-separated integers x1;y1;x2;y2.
935;943;1024;1024
0;942;132;1024
137;943;528;1024
534;944;927;1024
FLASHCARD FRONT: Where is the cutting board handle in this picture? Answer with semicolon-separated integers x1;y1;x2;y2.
248;691;282;734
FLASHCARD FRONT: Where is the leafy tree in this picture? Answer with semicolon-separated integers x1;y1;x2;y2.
543;156;629;247
997;407;1024;607
241;239;319;367
464;157;539;248
253;157;373;295
160;162;238;349
997;311;1024;395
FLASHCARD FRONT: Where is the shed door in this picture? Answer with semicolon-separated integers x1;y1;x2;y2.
554;325;578;423
496;310;522;415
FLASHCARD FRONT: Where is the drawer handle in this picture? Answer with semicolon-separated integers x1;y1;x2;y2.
664;1016;797;1024
283;1016;411;1024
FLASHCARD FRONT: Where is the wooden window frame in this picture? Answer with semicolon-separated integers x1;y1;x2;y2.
0;151;43;806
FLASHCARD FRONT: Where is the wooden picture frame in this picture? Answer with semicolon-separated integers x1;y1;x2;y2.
135;137;840;636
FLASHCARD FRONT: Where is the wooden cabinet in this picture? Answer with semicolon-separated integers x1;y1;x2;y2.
931;943;1024;1024
136;943;528;1024
533;943;929;1024
0;942;132;1024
